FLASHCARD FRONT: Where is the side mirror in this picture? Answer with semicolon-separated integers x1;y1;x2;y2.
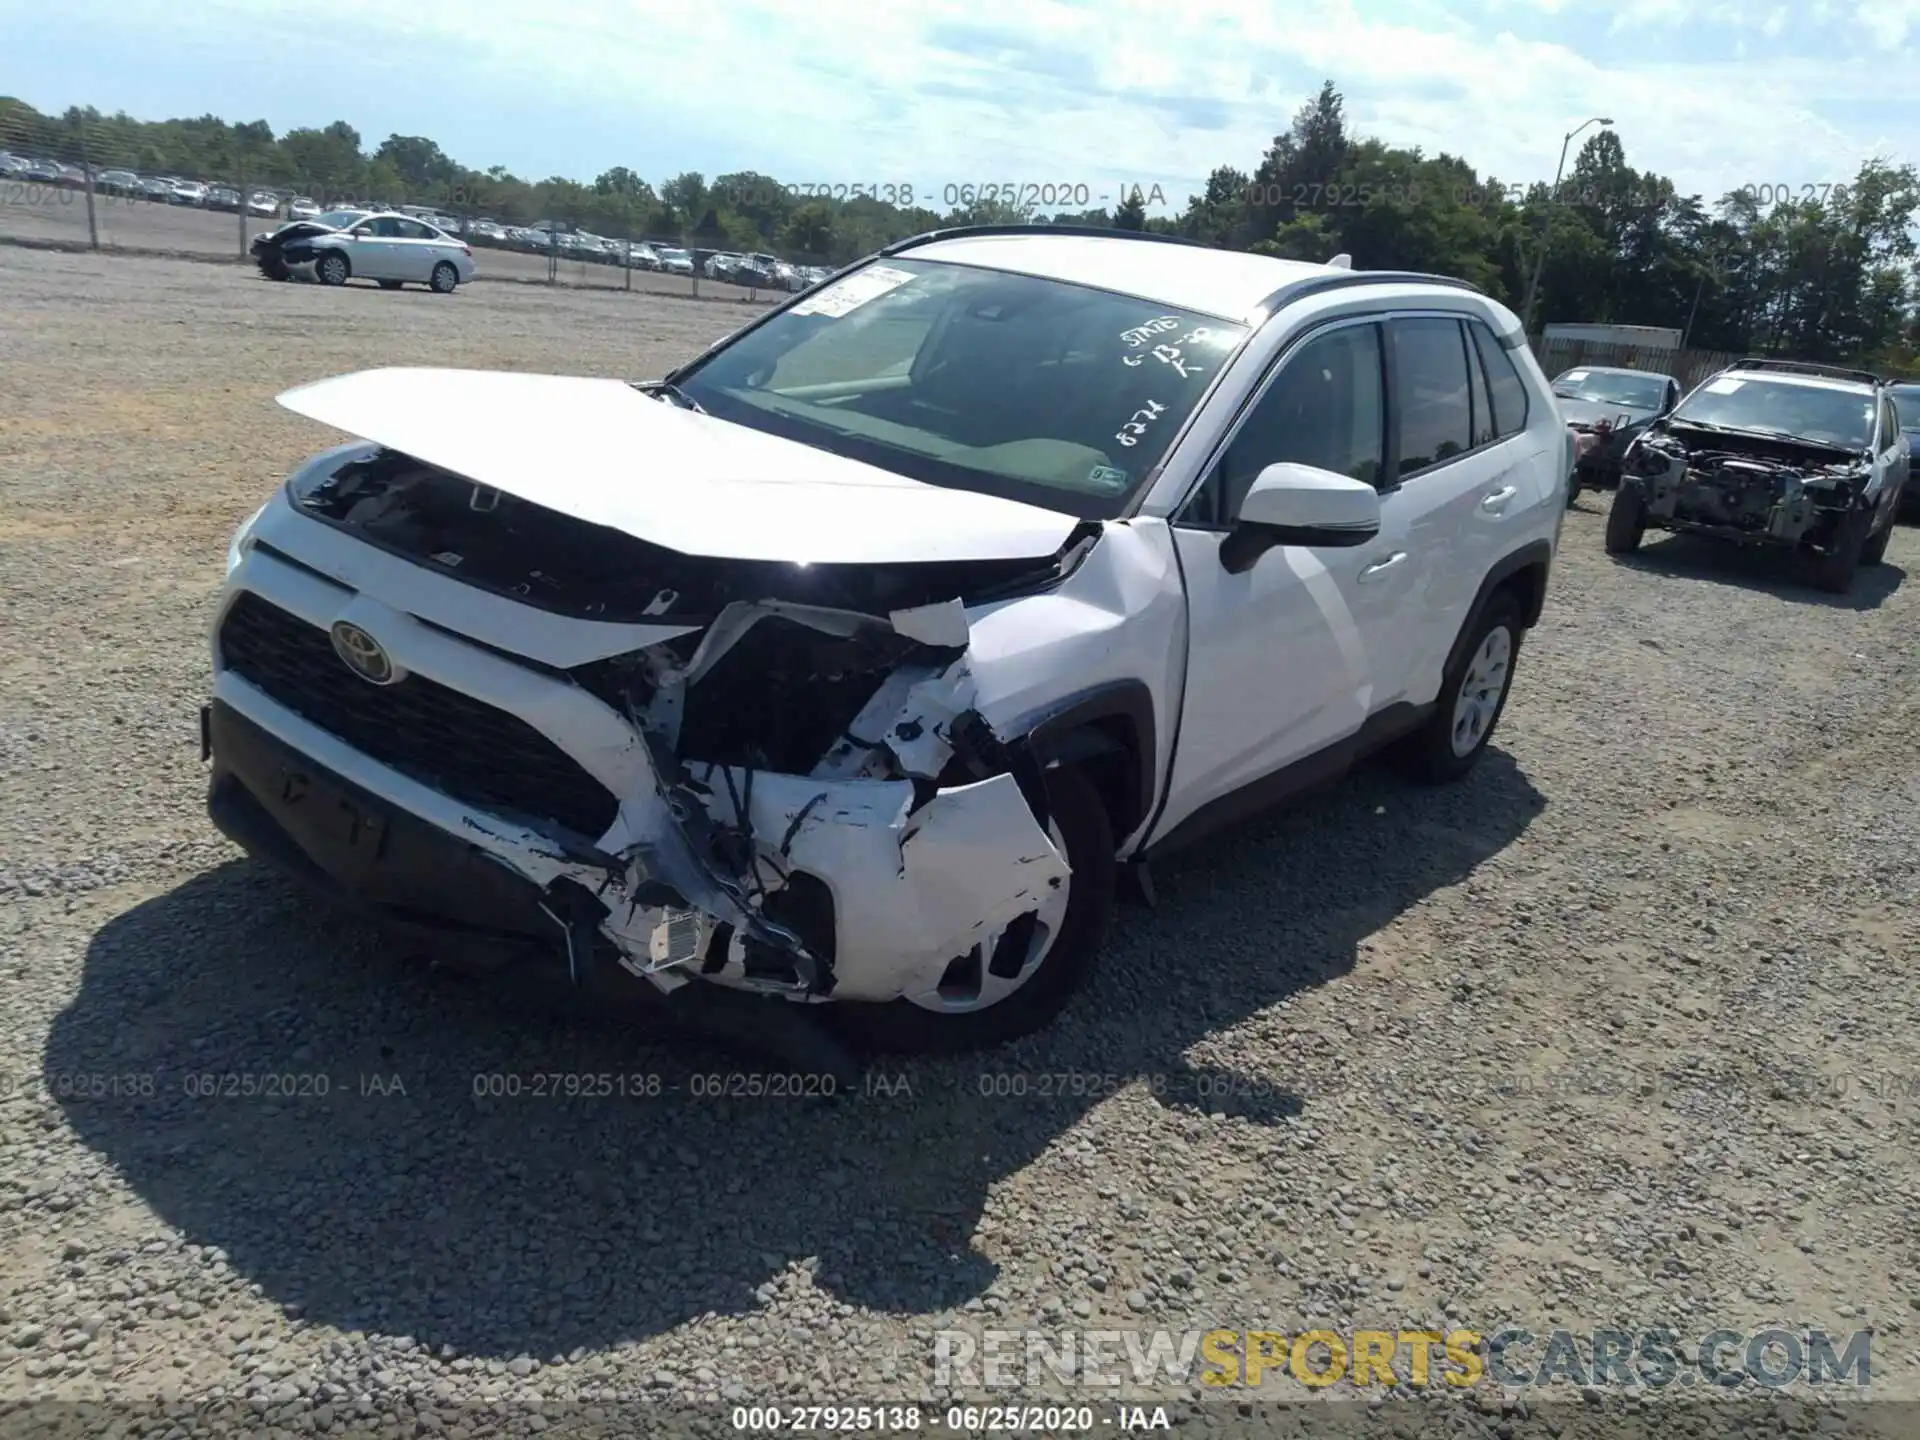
1223;462;1381;574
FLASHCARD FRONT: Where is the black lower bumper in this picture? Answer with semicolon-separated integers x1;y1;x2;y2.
203;700;864;1078
206;699;555;961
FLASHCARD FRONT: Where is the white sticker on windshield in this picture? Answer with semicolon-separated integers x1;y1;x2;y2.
1704;377;1745;394
1564;369;1590;381
790;264;915;318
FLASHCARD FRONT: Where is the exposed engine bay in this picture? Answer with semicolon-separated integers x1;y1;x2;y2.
272;446;1098;1004
1623;421;1873;547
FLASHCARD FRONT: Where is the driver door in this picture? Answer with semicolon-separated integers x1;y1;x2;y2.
343;217;402;279
1149;318;1396;842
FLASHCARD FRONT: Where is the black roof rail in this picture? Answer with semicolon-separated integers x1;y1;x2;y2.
1724;356;1883;386
879;223;1209;255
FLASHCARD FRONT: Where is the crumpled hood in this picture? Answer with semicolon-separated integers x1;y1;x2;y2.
276;367;1085;566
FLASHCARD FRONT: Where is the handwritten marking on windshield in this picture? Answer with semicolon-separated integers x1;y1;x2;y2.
1114;399;1168;449
1121;317;1181;349
1122;327;1216;378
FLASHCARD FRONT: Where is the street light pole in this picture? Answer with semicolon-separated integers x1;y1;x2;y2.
1520;115;1612;337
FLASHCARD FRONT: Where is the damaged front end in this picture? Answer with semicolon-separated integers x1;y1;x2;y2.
269;446;1092;1008
1622;422;1874;549
565;597;1076;1005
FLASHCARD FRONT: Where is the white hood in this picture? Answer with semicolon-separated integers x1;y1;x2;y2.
276;367;1085;565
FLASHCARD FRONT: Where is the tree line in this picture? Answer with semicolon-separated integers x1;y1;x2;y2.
4;84;1915;368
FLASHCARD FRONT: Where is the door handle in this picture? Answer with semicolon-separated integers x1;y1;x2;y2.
1480;485;1518;513
1358;551;1408;582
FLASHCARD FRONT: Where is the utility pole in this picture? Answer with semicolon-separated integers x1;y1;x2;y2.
1520;116;1612;336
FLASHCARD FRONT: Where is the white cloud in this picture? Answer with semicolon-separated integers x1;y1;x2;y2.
1857;0;1920;44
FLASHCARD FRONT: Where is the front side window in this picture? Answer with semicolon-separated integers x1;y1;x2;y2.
1392;317;1472;474
676;258;1249;519
1184;322;1386;526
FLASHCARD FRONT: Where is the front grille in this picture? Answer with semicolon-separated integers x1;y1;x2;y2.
218;592;620;838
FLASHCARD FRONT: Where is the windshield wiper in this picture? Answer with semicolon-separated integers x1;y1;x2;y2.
630;379;705;413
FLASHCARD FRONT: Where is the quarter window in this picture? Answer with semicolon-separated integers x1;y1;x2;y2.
1391;317;1472;475
1465;324;1494;448
1194;322;1386;524
1469;320;1529;438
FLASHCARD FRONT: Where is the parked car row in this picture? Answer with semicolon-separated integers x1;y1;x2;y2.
2;152;838;287
1;153;299;218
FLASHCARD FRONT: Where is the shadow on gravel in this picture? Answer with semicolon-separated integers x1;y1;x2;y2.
1618;532;1906;610
48;750;1542;1361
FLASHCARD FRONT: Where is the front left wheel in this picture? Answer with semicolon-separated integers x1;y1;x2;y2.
834;763;1116;1053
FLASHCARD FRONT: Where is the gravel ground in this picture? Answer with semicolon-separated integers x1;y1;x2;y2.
0;188;786;303
1;245;1918;1437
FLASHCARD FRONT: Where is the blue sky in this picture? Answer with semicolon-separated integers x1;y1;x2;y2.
2;0;1915;212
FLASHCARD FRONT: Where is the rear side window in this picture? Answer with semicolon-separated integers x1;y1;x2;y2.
1390;317;1472;474
394;218;438;240
1469;321;1529;438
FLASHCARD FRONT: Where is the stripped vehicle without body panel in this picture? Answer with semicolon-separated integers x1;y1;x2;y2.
1605;358;1908;594
205;227;1567;1069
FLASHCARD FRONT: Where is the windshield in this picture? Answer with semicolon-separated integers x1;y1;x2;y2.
1671;375;1874;450
675;257;1248;519
1553;370;1668;409
316;209;367;229
1889;384;1920;428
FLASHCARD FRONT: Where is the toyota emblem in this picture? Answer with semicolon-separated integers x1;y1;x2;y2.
330;621;395;685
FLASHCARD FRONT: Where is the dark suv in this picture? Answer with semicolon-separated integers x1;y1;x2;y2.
1604;358;1909;594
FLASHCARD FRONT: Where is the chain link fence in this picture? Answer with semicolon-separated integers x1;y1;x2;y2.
0;112;834;306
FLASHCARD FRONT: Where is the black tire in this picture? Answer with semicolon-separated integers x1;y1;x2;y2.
834;763;1116;1053
1814;508;1869;593
1861;510;1893;566
1392;592;1524;785
1566;469;1582;509
1605;484;1647;554
261;258;289;282
430;262;458;294
316;251;350;286
377;279;403;290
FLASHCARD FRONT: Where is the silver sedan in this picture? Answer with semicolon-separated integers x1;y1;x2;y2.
294;213;478;293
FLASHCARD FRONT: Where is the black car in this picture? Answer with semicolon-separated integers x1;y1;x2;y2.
1551;365;1681;497
1604;358;1908;594
250;209;368;280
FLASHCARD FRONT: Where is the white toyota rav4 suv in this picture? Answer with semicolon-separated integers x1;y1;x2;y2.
206;226;1568;1068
